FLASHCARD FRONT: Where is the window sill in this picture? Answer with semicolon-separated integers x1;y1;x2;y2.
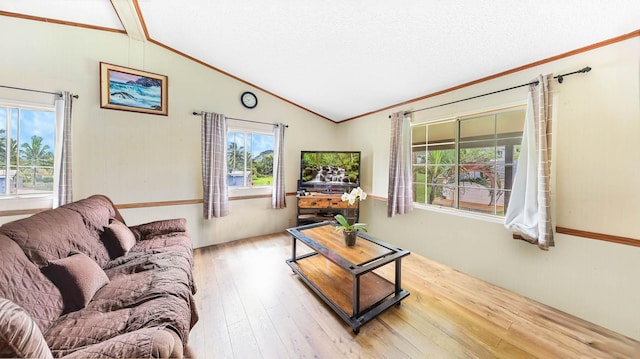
228;186;272;199
412;203;505;224
0;194;53;217
0;193;53;200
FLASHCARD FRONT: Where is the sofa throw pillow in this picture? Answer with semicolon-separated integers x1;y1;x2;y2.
41;252;109;313
101;218;137;259
0;298;54;359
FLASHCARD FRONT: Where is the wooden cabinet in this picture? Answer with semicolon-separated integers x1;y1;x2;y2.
296;193;359;226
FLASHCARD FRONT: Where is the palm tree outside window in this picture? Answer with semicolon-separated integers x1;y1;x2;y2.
0;105;55;196
227;128;274;188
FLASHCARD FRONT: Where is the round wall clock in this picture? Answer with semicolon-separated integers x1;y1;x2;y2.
240;91;258;109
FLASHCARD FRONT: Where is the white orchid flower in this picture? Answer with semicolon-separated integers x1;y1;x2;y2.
341;187;367;205
354;187;367;200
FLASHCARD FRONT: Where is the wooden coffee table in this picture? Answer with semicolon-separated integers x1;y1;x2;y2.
286;222;410;333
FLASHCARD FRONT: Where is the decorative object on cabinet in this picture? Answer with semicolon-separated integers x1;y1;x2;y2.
333;187;368;246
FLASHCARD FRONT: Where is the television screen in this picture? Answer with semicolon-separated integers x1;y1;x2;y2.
299;151;360;192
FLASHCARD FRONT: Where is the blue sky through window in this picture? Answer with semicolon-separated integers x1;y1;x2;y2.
227;131;273;158
0;107;55;153
251;133;273;157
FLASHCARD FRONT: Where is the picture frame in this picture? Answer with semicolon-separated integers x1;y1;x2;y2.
100;62;168;116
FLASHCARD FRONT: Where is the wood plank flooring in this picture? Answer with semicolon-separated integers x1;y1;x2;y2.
187;232;640;358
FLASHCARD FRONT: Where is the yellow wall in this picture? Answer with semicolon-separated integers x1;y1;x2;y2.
1;15;639;340
0;16;338;248
344;36;640;340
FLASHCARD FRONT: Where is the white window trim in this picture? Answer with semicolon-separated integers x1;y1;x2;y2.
0;99;56;202
413;202;505;224
227;121;274;196
410;102;527;222
411;102;526;127
0;99;54;112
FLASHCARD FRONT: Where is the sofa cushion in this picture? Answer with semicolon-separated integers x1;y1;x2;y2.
0;298;53;359
0;235;63;330
0;207;110;268
62;194;122;231
46;249;196;356
114;232;197;296
41;252;109;313
50;327;163;359
101;219;137;259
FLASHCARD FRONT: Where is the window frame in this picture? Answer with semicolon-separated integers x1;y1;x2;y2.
226;122;274;194
410;104;526;222
0;99;56;200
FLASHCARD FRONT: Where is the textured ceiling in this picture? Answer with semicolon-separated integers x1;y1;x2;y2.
2;0;639;121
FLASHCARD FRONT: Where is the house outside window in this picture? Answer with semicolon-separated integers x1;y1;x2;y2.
411;107;525;216
227;127;274;188
0;103;55;196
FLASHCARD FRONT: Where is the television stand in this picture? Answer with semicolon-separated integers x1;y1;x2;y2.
296;192;359;226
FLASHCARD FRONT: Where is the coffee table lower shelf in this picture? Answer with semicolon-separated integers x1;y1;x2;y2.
286;253;409;333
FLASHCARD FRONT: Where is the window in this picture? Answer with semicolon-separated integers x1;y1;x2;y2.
411;107;525;216
0;103;55;196
227;128;274;188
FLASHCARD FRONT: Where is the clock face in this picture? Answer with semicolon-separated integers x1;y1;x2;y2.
241;91;258;109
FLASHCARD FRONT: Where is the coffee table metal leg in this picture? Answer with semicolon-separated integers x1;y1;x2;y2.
353;274;360;318
395;258;402;294
291;236;297;262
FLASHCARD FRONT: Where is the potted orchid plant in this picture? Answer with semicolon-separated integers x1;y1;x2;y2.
334;187;367;246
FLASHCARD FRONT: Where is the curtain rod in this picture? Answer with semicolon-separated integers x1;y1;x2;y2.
192;111;287;127
391;66;591;118
0;84;79;99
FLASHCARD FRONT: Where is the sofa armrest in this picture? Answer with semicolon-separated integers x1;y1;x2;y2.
129;218;187;241
0;298;53;359
152;328;184;358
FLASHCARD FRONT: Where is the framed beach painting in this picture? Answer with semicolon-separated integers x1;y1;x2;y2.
100;62;168;115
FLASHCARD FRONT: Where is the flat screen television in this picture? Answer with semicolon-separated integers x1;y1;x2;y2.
299;151;361;193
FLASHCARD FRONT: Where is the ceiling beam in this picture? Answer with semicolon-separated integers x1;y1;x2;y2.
110;0;145;41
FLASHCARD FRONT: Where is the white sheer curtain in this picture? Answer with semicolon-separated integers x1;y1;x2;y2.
202;112;229;219
387;111;413;217
53;91;73;208
504;74;554;250
272;123;286;209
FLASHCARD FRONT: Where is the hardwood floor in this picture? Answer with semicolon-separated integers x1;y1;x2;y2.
188;232;639;358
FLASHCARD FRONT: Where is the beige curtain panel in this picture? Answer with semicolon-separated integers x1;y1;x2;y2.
504;74;554;250
201;112;229;219
53;91;73;208
272;123;286;209
387;111;413;217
